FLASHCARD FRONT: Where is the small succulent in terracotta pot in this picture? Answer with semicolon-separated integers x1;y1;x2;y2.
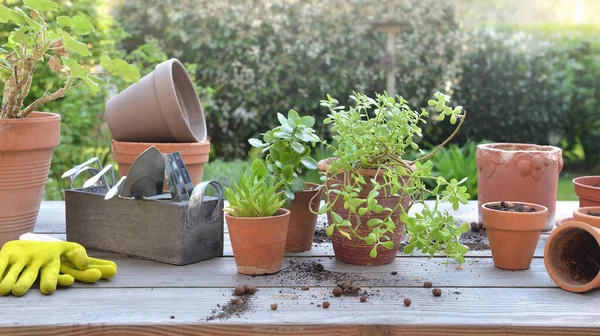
545;221;600;293
481;201;547;270
224;160;290;275
249;109;322;252
573;176;600;207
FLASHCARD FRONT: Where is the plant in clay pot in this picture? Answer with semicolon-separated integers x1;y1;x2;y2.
0;0;139;246
481;201;547;270
317;91;471;266
224;159;290;275
572;206;600;229
545;221;600;293
249;109;322;252
573;176;600;207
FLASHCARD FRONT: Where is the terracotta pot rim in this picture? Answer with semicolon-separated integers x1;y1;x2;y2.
573;176;600;188
111;139;211;151
0;111;60;123
477;142;561;154
573;207;600;220
545;221;600;292
225;208;290;220
481;201;548;231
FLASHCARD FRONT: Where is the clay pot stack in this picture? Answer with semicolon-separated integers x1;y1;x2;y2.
105;59;210;184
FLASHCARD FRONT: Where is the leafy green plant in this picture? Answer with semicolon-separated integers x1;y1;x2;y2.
430;140;478;200
248;109;321;201
0;0;139;119
318;91;471;263
224;159;286;218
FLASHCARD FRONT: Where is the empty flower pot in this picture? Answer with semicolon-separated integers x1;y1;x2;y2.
573;176;600;207
105;58;207;143
285;183;323;252
544;221;600;293
573;207;600;229
481;201;548;270
226;209;290;275
111;140;210;190
477;143;562;231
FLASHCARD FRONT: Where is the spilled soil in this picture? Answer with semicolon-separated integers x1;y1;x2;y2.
206;294;254;321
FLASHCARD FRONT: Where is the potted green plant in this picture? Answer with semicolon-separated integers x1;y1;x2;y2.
249;109;322;252
224;159;290;275
317;91;471;266
0;1;139;246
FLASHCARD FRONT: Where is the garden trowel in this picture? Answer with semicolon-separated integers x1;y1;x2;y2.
120;146;165;199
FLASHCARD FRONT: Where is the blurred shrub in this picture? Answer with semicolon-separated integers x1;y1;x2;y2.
115;0;465;159
202;159;250;193
429;141;479;200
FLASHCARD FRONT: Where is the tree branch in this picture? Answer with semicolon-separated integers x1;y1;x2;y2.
20;87;65;118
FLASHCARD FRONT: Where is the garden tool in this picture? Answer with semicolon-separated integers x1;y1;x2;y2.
82;164;115;190
104;176;127;200
164;152;191;201
61;157;103;179
120;146;165;199
187;180;223;226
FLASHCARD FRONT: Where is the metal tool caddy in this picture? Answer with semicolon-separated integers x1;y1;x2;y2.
63;147;223;265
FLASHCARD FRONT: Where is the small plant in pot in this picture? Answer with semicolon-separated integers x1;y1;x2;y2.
224;159;290;275
481;201;548;270
249;109;322;252
0;1;139;246
317;91;471;266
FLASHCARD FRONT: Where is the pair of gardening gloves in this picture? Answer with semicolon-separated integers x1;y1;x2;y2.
0;234;117;296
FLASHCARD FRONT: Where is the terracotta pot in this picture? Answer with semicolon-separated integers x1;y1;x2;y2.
111;140;210;190
226;209;290;275
318;158;410;266
105;58;207;143
0;112;60;246
544;221;600;293
573;176;600;207
477;143;562;232
481;201;548;270
573;207;600;229
285;183;323;252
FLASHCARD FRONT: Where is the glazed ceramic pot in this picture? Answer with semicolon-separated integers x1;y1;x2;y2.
477;143;562;231
111;140;210;189
545;221;600;293
481;201;548;270
573;207;600;229
318;158;410;266
105;58;207;143
0;112;60;246
226;209;290;275
573;176;600;207
285;183;323;252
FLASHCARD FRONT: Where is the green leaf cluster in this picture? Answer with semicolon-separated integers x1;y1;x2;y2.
224;159;286;218
318;91;471;263
248;109;321;202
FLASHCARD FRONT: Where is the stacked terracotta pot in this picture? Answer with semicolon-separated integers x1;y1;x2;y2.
105;59;210;184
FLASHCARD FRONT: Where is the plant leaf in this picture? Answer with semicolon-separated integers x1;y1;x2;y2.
23;0;57;12
73;15;95;35
248;138;264;148
300;156;317;170
100;55;140;82
290;141;305;154
0;4;25;24
60;31;91;56
56;16;73;29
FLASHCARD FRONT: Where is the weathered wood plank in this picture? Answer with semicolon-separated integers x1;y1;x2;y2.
62;255;555;289
1;287;599;332
35;201;580;234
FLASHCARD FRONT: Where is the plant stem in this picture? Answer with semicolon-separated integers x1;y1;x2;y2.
410;111;467;164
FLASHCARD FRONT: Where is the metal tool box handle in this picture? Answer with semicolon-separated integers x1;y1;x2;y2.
187;180;223;228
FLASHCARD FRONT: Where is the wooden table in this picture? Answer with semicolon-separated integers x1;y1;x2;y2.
2;200;599;335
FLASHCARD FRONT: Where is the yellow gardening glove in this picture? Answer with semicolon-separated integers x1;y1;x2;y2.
60;257;117;282
0;240;90;296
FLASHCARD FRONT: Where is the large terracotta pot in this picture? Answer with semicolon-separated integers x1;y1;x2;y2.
111;140;210;189
226;209;290;275
481;201;547;270
105;58;207;143
285;183;323;252
477;143;562;231
318;158;410;266
573;206;600;229
545;221;600;293
0;112;60;246
573;176;600;207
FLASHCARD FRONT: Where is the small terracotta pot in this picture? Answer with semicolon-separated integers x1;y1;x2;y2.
481;201;548;270
573;207;600;229
477;143;562;232
111;140;210;189
285;183;323;252
0;112;60;246
544;221;600;293
318;158;410;266
105;58;207;143
226;209;290;275
573;176;600;207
